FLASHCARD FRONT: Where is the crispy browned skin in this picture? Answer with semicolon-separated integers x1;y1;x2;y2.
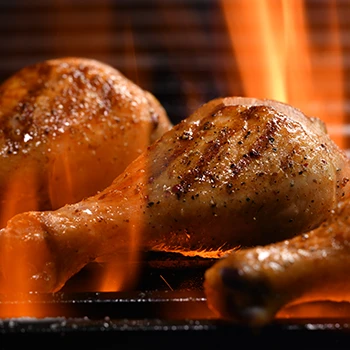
0;57;172;226
204;199;350;326
1;96;350;292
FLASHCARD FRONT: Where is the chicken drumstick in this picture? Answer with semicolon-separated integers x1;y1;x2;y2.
1;97;349;292
0;57;172;226
204;198;350;326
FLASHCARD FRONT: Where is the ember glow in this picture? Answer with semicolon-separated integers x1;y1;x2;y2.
152;243;238;259
277;301;350;319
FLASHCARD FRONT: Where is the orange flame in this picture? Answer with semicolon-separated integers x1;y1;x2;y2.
97;224;141;292
220;0;345;149
47;139;75;210
220;0;347;319
0;161;39;229
94;22;147;293
0;0;348;321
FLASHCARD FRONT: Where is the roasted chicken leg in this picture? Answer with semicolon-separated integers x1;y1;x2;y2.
0;57;172;226
0;96;349;292
204;197;350;326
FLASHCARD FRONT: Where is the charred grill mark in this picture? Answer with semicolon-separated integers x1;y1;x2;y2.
169;104;255;197
173;106;282;197
149;104;282;200
148;103;229;180
227;116;281;188
174;126;237;195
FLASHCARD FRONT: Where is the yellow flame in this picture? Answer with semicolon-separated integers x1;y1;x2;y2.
98;224;141;292
220;0;345;148
0;161;39;228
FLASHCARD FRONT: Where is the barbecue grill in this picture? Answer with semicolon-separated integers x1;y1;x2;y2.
2;255;350;349
2;253;350;349
1;0;350;348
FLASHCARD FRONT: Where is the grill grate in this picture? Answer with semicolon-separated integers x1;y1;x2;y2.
1;1;350;347
1;299;350;350
1;260;350;349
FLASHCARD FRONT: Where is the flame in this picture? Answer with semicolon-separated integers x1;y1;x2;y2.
220;0;348;318
47;138;75;210
97;224;141;292
0;20;147;305
220;0;347;319
94;21;148;293
0;0;348;321
220;0;345;149
0;161;39;229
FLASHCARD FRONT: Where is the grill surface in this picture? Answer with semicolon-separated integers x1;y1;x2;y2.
1;1;350;349
1;254;350;349
1;293;350;350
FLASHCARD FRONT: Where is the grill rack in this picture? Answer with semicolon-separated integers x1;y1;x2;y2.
1;292;350;350
1;253;350;349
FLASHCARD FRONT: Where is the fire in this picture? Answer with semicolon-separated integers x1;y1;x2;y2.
97;224;141;292
220;0;347;319
220;0;346;149
152;243;238;259
95;23;144;293
0;0;348;321
47;136;75;210
0;161;39;229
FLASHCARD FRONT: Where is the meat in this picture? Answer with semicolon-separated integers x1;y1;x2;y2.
204;198;350;326
0;57;172;227
0;96;349;292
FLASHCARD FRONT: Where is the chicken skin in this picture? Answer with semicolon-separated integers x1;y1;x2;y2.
204;198;350;326
0;96;349;292
0;57;172;227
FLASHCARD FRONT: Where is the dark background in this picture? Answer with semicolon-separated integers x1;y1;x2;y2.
0;0;349;147
0;0;236;125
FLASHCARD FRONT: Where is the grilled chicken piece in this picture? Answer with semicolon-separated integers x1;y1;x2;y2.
0;57;172;226
1;96;350;292
204;198;350;326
